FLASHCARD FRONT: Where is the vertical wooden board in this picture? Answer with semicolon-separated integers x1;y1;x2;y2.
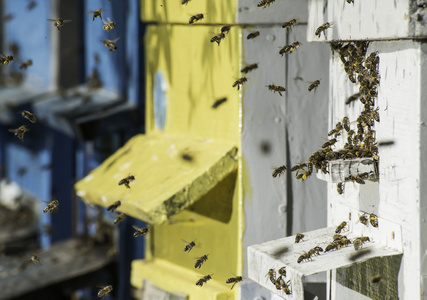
286;24;329;235
237;0;308;25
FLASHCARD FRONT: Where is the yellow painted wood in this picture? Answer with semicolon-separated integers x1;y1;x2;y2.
75;133;238;224
141;0;238;24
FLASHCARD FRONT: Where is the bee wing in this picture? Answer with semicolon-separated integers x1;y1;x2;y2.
132;225;141;231
47;19;56;22
111;37;120;43
63;19;72;23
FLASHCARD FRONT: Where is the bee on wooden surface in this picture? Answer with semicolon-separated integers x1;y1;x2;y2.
183;240;196;252
212;97;227;109
103;38;120;54
342;116;350;132
43;199;59;215
195;254;209;268
257;0;275;8
267;84;286;96
232;77;247;90
189;14;204;24
182;0;191;4
295;233;304;243
102;17;116;31
89;9;104;21
358;214;369;226
0;53;14;65
132;225;148;237
47;18;71;31
113;213;126;225
118;174;135;188
369;213;378;228
282;18;297;32
196;274;212;287
277;266;286;277
307;80;321;92
322;138;337;148
297;251;311;263
266;268;276;284
346;174;365;184
107;200;121;212
226;276;243;290
272;165;286;178
241;63;258;74
308;246;323;257
335;221;347;234
247;31;260;40
372;275;382;283
337;236;351;247
21;110;36;123
210;32;225;45
221;25;231;34
330;40;343;54
19;59;33;70
337;182;344;194
315;22;333;38
353;236;370;250
325;241;339;252
98;285;113;299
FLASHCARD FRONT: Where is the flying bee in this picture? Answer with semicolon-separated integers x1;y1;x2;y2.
226;276;243;290
103;37;120;54
267;84;286;96
307;80;321;92
353;236;370;250
210;32;225;45
272;165;286;178
182;0;191;4
19;59;33;70
358;214;369;226
29;254;41;265
89;9;104;21
279;41;301;56
113;213;126;225
372;275;382;283
335;221;347;233
257;0;276;8
183;240;196;252
297;251;311;263
47;18;71;31
221;25;231;34
196;274;212;287
295;233;304;243
21;110;36;123
0;53;14;65
195;254;208;268
291;162;307;172
369;213;378;228
212;97;227;108
322;138;337;148
315;22;332;38
345;92;361;105
98;285;113;299
132;225;148;237
232;77;247;90
337;182;344;194
282;18;297;32
102;17;116;31
266;268;276;284
189;13;204;24
118;174;135;188
247;31;260;40
241;63;258;74
43;199;59;216
107;200;121;212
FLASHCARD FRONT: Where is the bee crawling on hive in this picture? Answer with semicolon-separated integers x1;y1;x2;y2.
337;182;344;194
297;251;312;263
335;221;348;234
266;268;276;285
107;200;121;212
295;233;304;243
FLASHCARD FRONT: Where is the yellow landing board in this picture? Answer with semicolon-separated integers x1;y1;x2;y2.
131;258;235;300
75;133;238;224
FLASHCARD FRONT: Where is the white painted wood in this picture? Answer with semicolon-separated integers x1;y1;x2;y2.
316;158;377;183
307;0;427;42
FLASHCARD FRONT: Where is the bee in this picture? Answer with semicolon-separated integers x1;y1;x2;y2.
195;254;208;268
183;240;196;252
0;53;14;65
346;174;365;184
47;18;72;31
282;18;297;33
308;246;323;257
232;77;247;90
102;17;116;31
103;38;120;54
353;236;370;250
369;213;378;228
297;251;311;263
337;236;351;247
19;59;33;70
345;92;361;105
89;9;104;21
267;84;286;96
358;214;369;226
257;0;275;8
29;254;41;265
266;268;276;284
21;110;36;123
43;199;59;215
98;285;113;299
132;225;149;237
308;80;321;92
210;32;225;45
226;276;243;290
113;213;126;225
296;170;311;181
247;31;260;40
118;175;135;188
196;274;212;287
328;122;343;136
291;162;307;172
278;266;286;277
295;233;304;243
322;138;337;148
272;165;286;178
335;221;347;233
241;63;258;74
337;182;344;194
342;116;350;132
282;280;292;295
189;14;204;24
325;242;339;252
107;200;121;212
182;0;191;4
221;25;231;34
212;97;227;109
315;22;333;38
279;41;301;56
372;275;382;283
